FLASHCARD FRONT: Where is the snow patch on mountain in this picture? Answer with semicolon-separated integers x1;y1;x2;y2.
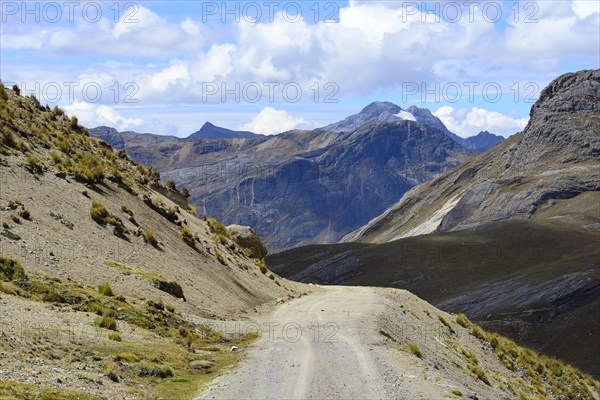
395;110;417;122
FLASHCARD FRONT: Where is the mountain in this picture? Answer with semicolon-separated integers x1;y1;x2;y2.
96;121;471;251
90;103;483;250
462;130;504;151
1;83;598;399
318;101;501;150
187;122;260;139
344;70;600;243
268;70;600;377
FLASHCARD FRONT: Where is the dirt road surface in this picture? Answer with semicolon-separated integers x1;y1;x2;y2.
199;286;446;399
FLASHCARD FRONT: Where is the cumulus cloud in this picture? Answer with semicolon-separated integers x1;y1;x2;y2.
433;106;529;138
2;0;597;127
241;107;306;135
1;5;207;57
63;101;143;131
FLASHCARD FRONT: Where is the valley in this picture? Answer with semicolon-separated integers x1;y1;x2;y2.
0;67;598;399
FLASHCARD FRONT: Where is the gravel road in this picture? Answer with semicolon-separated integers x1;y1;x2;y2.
199;286;445;400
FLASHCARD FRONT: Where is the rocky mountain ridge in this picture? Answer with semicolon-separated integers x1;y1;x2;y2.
344;69;600;243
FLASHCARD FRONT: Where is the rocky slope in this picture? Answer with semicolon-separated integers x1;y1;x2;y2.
0;85;300;398
344;69;600;243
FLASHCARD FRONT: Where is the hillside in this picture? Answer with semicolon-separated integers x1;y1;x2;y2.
344;70;600;243
268;219;600;377
0;84;296;398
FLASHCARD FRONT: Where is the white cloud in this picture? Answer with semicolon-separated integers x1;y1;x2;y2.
433;106;528;138
2;5;206;57
2;0;597;112
241;107;306;135
64;101;143;131
572;0;600;19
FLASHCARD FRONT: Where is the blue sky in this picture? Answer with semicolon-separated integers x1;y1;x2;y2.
1;0;598;137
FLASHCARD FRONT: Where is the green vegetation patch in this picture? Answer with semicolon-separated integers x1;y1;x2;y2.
0;380;101;400
101;259;185;300
458;313;599;398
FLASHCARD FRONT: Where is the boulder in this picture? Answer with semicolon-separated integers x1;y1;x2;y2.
227;225;268;260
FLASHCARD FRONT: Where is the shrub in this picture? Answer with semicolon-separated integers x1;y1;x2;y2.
456;313;469;328
438;315;455;334
165;180;176;191
11;84;20;96
207;217;227;235
108;332;122;341
0;257;26;281
215;250;226;265
95;316;117;331
0;83;7;100
19;209;30;220
104;362;120;382
90;201;109;224
181;227;195;246
52;105;64;117
258;261;267;274
217;233;228;245
70;116;79;130
166;304;175;313
1;130;21;150
50;151;63;165
471;325;486;341
138;363;173;378
114;352;138;362
469;365;490;385
25;154;43;173
145;229;158;247
451;390;463;396
103;217;124;235
408;343;422;358
8;199;22;209
186;204;197;216
98;282;114;296
88;301;105;316
121;205;133;216
10;214;20;224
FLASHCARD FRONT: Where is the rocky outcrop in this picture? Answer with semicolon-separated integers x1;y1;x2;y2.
227;225;268;259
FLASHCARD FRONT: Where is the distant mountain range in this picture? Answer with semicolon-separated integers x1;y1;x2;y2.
90;102;502;250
